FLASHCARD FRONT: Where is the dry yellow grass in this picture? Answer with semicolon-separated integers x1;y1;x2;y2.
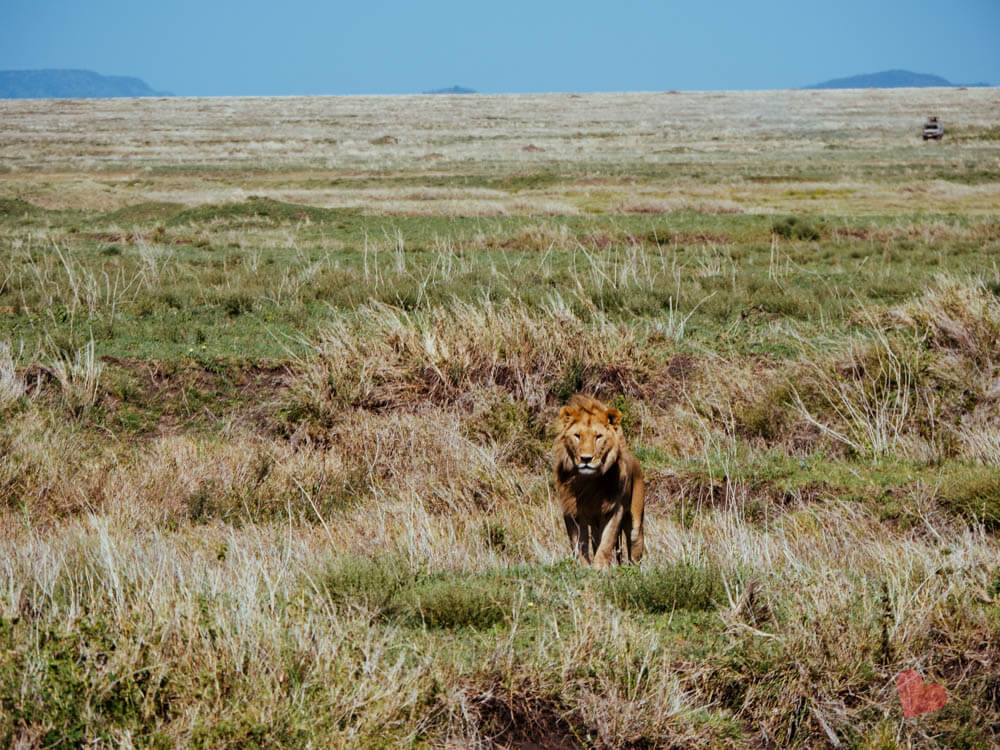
2;88;999;215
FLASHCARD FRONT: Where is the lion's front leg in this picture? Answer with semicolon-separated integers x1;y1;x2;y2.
629;474;646;564
592;505;625;570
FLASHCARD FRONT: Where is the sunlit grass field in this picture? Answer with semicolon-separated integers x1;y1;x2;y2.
2;88;1000;748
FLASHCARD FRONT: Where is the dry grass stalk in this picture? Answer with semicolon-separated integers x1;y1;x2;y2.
287;296;654;422
792;329;915;461
0;340;24;407
49;339;104;413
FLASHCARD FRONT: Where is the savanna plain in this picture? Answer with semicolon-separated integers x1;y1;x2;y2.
2;88;1000;748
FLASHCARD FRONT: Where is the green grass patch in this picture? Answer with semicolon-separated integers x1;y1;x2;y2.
938;465;1000;530
0;616;173;748
99;201;184;224
167;197;344;227
0;198;48;217
597;561;727;613
403;576;516;630
318;554;417;615
318;558;519;630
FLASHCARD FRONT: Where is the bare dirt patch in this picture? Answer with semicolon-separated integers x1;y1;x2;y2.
466;679;653;750
471;687;581;750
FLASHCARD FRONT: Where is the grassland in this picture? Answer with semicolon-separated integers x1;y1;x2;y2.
1;88;1000;748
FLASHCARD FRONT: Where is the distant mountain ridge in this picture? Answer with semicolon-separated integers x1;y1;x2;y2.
806;69;990;89
0;69;171;99
424;85;476;94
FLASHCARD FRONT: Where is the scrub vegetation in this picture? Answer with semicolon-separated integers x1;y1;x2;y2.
1;87;1000;748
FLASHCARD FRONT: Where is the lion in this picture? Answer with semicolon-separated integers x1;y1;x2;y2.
553;394;645;568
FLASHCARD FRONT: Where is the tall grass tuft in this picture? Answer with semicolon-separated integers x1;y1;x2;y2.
49;339;103;414
283;297;657;431
889;276;1000;369
771;215;821;241
0;341;24;408
757;278;1000;464
888;276;1000;465
792;328;917;462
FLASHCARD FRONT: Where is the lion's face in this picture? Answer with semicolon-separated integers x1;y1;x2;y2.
556;398;623;477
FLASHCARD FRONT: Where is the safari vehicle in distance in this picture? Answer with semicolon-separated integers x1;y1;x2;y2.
923;116;943;141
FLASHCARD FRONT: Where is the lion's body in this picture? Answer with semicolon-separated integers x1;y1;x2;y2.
553;394;645;568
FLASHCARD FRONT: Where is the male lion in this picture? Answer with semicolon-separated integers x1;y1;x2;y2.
553;394;645;568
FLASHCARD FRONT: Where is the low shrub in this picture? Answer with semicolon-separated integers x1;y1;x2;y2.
736;381;793;442
598;561;726;613
217;292;254;317
320;559;518;629
318;554;415;615
771;216;821;241
403;576;515;630
464;394;548;468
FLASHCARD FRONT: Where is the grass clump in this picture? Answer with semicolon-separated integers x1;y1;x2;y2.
318;554;415;615
792;332;920;461
736;381;795;443
404;576;515;629
48;340;104;416
284;297;653;426
890;276;1000;369
938;466;1000;530
465;393;548;467
0;198;45;219
169;197;334;227
598;561;726;613
216;291;255;317
736;279;1000;463
771;215;821;241
318;558;516;630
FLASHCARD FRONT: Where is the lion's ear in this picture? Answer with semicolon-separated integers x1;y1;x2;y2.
606;408;622;427
559;405;579;428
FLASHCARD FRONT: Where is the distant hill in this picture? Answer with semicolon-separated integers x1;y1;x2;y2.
806;69;955;89
424;85;476;94
0;69;171;99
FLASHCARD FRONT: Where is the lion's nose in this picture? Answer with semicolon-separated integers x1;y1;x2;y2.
579;455;593;464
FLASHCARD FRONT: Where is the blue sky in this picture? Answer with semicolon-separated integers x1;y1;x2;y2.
2;0;997;95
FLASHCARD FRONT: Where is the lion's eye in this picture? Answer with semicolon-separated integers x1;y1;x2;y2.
595;434;603;441
572;433;581;440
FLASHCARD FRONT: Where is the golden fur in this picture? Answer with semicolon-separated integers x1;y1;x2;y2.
553;394;645;568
